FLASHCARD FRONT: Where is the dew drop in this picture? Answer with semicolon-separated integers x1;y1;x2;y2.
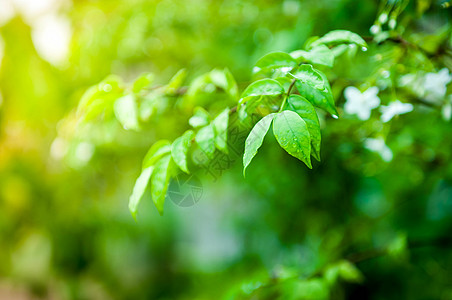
332;114;339;119
361;47;368;52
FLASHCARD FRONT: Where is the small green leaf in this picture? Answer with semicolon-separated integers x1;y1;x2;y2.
253;51;298;76
132;72;154;93
243;113;275;176
337;260;364;283
240;79;285;102
311;30;367;48
129;166;153;219
150;155;173;215
171;130;194;174
285;95;321;161
166;69;187;92
195;124;215;159
142;140;171;169
273;110;312;168
290;45;335;67
289;64;325;90
295;70;338;116
210;68;238;99
212;108;230;153
275;77;293;91
189;107;210;128
114;94;141;131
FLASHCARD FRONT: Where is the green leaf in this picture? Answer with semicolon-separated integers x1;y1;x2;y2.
113;94;141;131
239;79;285;115
311;30;367;48
295;70;338;116
240;79;285;101
253;51;298;76
275;77;293;91
132;72;154;93
243;113;275;176
210;68;239;99
273;110;312;168
129;166;153;219
195;124;215;159
212;108;230;153
290;45;335;67
171;130;194;174
289;64;325;90
189;107;210;128
166;69;187;92
285;95;321;161
337;260;364;283
150;155;173;215
142;140;171;169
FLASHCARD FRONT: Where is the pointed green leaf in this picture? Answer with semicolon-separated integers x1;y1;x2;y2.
189;107;210;128
240;79;285;102
253;51;298;76
243;113;275;176
285;95;321;161
132;73;154;93
142;140;171;169
129;166;153;219
195;124;215;159
150;155;173;215
290;45;335;67
212;108;230;153
166;69;187;92
289;64;325;90
295;70;338;116
273;110;312;168
310;30;367;48
171;130;194;174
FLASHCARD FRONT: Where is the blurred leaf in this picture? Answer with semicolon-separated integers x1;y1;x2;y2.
212;108;230;153
142;140;172;169
195;124;216;159
171;130;194;174
291;45;335;67
166;69;187;92
311;30;367;48
189;107;210;128
273;110;312;168
113;94;141;131
132;73;155;94
128;166;153;219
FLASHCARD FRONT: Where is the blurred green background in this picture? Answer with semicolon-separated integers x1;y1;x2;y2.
1;0;452;299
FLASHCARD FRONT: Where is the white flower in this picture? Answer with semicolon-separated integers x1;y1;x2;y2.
344;86;381;120
380;100;413;123
364;137;393;162
424;68;452;101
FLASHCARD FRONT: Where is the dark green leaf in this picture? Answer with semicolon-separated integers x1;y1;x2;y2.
285;95;321;161
295;70;338;116
171;130;194;174
273;110;312;168
243;113;275;176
